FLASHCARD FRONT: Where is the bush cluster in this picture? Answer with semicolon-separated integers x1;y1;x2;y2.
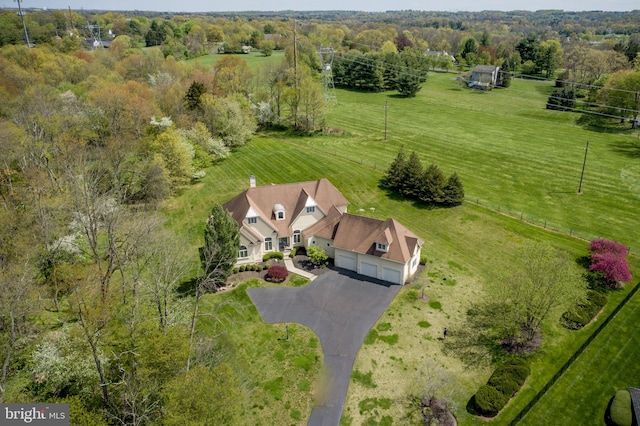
561;290;607;330
382;149;464;207
266;265;289;283
234;264;263;273
262;252;284;261
474;358;530;417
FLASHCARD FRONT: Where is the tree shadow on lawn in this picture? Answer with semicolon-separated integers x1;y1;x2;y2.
608;139;640;158
576;114;636;135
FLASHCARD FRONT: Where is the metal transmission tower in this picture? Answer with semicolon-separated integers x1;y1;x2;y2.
86;21;103;49
318;47;337;104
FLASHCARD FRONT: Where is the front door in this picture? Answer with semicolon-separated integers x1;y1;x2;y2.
279;237;289;251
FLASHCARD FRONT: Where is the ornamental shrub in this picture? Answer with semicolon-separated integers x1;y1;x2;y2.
487;376;520;398
474;385;508;417
263;252;284;261
267;265;289;283
239;265;246;272
561;290;608;330
610;389;632;426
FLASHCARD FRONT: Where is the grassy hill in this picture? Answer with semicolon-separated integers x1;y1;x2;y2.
164;71;640;425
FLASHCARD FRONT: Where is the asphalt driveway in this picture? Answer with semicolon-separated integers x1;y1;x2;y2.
247;268;402;426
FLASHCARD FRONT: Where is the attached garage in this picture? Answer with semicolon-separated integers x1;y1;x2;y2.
360;262;378;279
337;254;356;271
382;267;402;285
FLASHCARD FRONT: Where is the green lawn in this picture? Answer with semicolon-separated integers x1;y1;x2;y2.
197;277;322;425
303;72;640;250
517;282;640;426
163;73;640;425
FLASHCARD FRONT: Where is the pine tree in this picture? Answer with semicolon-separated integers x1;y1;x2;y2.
443;172;465;206
402;151;424;199
184;81;207;111
383;148;407;192
500;59;512;88
199;204;240;291
397;73;422;97
420;164;446;205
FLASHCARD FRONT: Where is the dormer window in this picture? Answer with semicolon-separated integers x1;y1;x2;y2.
273;203;285;221
306;206;315;213
376;242;388;252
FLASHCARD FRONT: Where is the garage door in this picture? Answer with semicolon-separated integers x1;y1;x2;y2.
360;262;378;279
382;267;402;284
337;254;356;271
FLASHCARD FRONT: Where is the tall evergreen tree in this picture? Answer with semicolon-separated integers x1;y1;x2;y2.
199;204;240;292
383;148;407;191
420;164;446;205
397;73;422;97
184;81;207;111
443;172;465;206
402;151;424;198
500;59;512;88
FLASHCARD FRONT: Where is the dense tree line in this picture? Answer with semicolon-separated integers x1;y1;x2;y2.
0;25;326;420
382;149;464;207
332;49;430;96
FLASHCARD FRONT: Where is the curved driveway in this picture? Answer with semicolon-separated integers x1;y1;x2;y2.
247;269;401;426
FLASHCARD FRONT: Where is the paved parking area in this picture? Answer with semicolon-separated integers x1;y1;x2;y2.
247;268;401;426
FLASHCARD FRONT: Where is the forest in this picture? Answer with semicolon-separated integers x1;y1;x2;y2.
0;7;639;425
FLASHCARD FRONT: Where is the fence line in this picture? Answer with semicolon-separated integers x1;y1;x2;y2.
507;279;640;425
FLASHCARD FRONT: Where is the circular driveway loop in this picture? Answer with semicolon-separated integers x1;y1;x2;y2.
247;268;402;426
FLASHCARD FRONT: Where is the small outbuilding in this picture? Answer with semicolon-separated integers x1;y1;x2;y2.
469;65;502;90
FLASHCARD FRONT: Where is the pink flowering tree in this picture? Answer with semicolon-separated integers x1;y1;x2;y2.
588;239;632;288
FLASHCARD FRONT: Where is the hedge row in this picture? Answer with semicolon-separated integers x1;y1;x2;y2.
262;251;284;261
561;290;608;330
232;264;269;274
474;358;530;417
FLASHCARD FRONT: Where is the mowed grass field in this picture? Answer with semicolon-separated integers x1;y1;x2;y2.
163;69;640;425
304;72;640;250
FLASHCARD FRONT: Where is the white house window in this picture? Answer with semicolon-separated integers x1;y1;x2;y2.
412;257;418;268
278;211;284;219
293;230;301;244
306;206;315;213
247;217;257;224
239;245;248;258
265;237;273;251
376;242;388;252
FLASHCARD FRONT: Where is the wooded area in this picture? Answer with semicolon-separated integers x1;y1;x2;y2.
0;7;639;424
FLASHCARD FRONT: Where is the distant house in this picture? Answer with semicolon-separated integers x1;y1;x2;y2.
241;45;252;54
469;65;502;90
222;177;423;284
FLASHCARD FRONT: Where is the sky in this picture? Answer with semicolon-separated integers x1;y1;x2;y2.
5;0;639;13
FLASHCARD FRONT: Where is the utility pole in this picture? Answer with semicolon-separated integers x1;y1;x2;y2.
578;141;589;194
16;0;31;48
292;18;299;128
292;18;298;89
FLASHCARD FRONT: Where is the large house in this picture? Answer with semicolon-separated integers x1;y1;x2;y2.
222;177;423;284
